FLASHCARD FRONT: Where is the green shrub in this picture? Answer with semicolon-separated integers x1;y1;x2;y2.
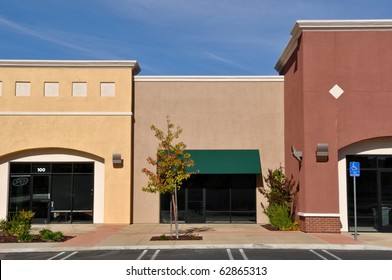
158;234;171;240
39;229;64;242
290;221;300;231
264;203;292;231
17;231;34;242
0;210;35;242
259;167;300;230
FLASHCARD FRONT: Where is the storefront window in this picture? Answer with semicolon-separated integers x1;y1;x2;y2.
8;162;94;224
347;155;392;232
160;174;256;223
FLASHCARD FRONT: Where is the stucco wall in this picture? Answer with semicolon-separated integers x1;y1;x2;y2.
0;63;137;223
283;29;392;217
133;77;285;224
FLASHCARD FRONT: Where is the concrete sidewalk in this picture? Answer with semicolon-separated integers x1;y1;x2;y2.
1;223;392;253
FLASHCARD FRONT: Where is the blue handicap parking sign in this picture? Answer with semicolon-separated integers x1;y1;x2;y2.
350;162;360;177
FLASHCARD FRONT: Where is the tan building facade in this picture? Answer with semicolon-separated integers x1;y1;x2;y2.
133;76;284;224
0;60;140;224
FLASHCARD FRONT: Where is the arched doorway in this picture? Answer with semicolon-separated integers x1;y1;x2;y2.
339;138;392;232
0;149;104;224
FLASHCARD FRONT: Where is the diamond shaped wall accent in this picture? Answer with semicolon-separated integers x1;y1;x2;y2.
329;84;344;99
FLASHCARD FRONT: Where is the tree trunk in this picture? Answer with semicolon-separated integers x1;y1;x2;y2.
171;192;179;239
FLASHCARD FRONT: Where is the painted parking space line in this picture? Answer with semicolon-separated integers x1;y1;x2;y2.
226;249;234;260
239;249;248;260
322;250;342;260
137;250;148;260
61;251;78;260
48;252;65;260
309;249;328;260
151;250;160;260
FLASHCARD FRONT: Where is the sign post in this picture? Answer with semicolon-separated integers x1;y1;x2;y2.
349;161;360;241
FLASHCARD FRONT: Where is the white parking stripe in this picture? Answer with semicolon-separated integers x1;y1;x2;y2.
48;252;65;260
322;250;342;260
309;249;328;260
151;250;160;260
239;249;248;260
61;251;78;260
137;250;148;260
226;249;234;260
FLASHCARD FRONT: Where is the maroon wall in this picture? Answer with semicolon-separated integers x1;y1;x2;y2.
284;30;392;218
282;36;306;215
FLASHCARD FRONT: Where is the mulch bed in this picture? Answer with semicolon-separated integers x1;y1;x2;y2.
150;235;203;241
261;224;279;231
0;232;74;243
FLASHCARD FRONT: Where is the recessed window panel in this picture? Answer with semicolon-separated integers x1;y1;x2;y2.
44;82;59;97
72;82;87;97
100;82;115;97
15;82;30;96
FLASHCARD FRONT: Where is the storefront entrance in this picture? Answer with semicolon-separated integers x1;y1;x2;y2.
8;162;94;224
347;155;392;232
160;174;257;224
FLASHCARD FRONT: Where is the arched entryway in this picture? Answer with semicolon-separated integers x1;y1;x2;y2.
339;138;392;232
0;148;105;224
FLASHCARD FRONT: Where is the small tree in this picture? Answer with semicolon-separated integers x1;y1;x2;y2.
142;116;195;239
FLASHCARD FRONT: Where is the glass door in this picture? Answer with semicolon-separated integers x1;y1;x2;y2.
186;187;205;223
380;171;392;231
31;175;50;223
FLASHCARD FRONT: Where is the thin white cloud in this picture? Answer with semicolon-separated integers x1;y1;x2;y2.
204;51;250;72
0;15;121;59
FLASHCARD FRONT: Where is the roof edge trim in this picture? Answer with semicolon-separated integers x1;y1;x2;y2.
135;76;283;82
275;19;392;73
0;60;141;74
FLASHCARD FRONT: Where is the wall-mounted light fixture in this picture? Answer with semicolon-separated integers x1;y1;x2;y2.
112;153;123;168
291;146;303;162
316;143;329;162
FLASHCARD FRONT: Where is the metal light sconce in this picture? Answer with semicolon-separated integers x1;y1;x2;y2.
316;143;329;162
291;146;303;162
112;153;123;168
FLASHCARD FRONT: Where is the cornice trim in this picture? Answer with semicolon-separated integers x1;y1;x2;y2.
0;112;133;116
135;76;283;82
0;60;141;74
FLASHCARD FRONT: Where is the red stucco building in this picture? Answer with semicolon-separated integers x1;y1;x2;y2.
276;20;392;232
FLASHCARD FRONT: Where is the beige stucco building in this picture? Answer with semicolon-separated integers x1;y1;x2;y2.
134;76;284;224
0;60;140;224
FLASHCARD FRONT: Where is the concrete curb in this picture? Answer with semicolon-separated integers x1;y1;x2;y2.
1;243;392;253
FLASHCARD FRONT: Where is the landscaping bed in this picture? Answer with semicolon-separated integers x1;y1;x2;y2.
0;231;74;243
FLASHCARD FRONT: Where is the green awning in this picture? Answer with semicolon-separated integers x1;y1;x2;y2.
185;150;261;174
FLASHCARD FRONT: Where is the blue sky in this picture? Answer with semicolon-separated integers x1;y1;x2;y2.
0;0;391;75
